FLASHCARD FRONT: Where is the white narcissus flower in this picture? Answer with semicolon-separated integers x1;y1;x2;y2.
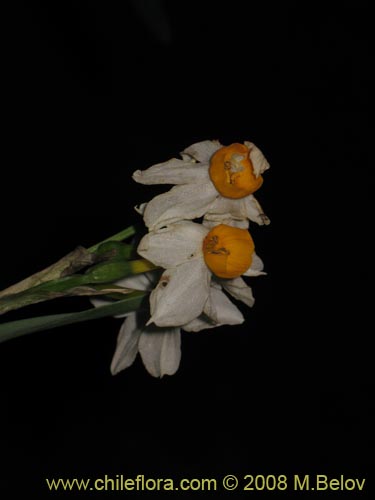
133;140;270;230
91;272;180;378
137;221;265;328
91;269;248;378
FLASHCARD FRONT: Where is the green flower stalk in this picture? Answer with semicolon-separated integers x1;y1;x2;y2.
0;225;156;340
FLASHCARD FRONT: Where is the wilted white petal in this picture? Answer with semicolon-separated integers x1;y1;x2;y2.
244;141;270;178
220;277;255;307
133;158;210;185
244;195;270;225
203;196;248;227
137;222;208;268
149;259;210;327
182;139;222;163
203;194;269;227
206;196;247;218
243;253;267;276
110;314;142;375
138;328;181;377
204;286;244;325
203;215;249;229
143;182;218;230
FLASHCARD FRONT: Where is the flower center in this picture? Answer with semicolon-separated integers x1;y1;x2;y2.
202;224;254;279
209;143;263;199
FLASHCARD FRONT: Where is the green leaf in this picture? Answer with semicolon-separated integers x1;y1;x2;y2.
0;246;95;299
0;224;138;300
0;259;157;315
88;225;137;253
94;241;134;260
0;291;148;344
0;224;144;316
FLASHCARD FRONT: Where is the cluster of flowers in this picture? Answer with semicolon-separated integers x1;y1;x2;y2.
95;140;270;377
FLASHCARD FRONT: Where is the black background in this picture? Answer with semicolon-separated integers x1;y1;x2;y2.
1;1;373;497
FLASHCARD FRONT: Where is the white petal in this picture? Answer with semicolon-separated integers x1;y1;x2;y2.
182;316;218;332
135;203;146;215
183;280;245;332
220;277;255;307
89;297;132;319
251;253;264;271
115;270;159;291
138;328;181;377
203;218;249;229
149;259;210;327
133;158;210;185
243;253;267;276
244;141;270;178
182;140;222;163
110;314;142;375
142;182;218;230
204;286;244;325
90;297;111;309
204;194;269;226
244;195;270;225
204;196;246;218
90;271;160;318
137;222;208;268
206;219;249;229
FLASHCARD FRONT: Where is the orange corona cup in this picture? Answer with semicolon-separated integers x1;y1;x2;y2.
209;143;263;199
202;224;255;279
